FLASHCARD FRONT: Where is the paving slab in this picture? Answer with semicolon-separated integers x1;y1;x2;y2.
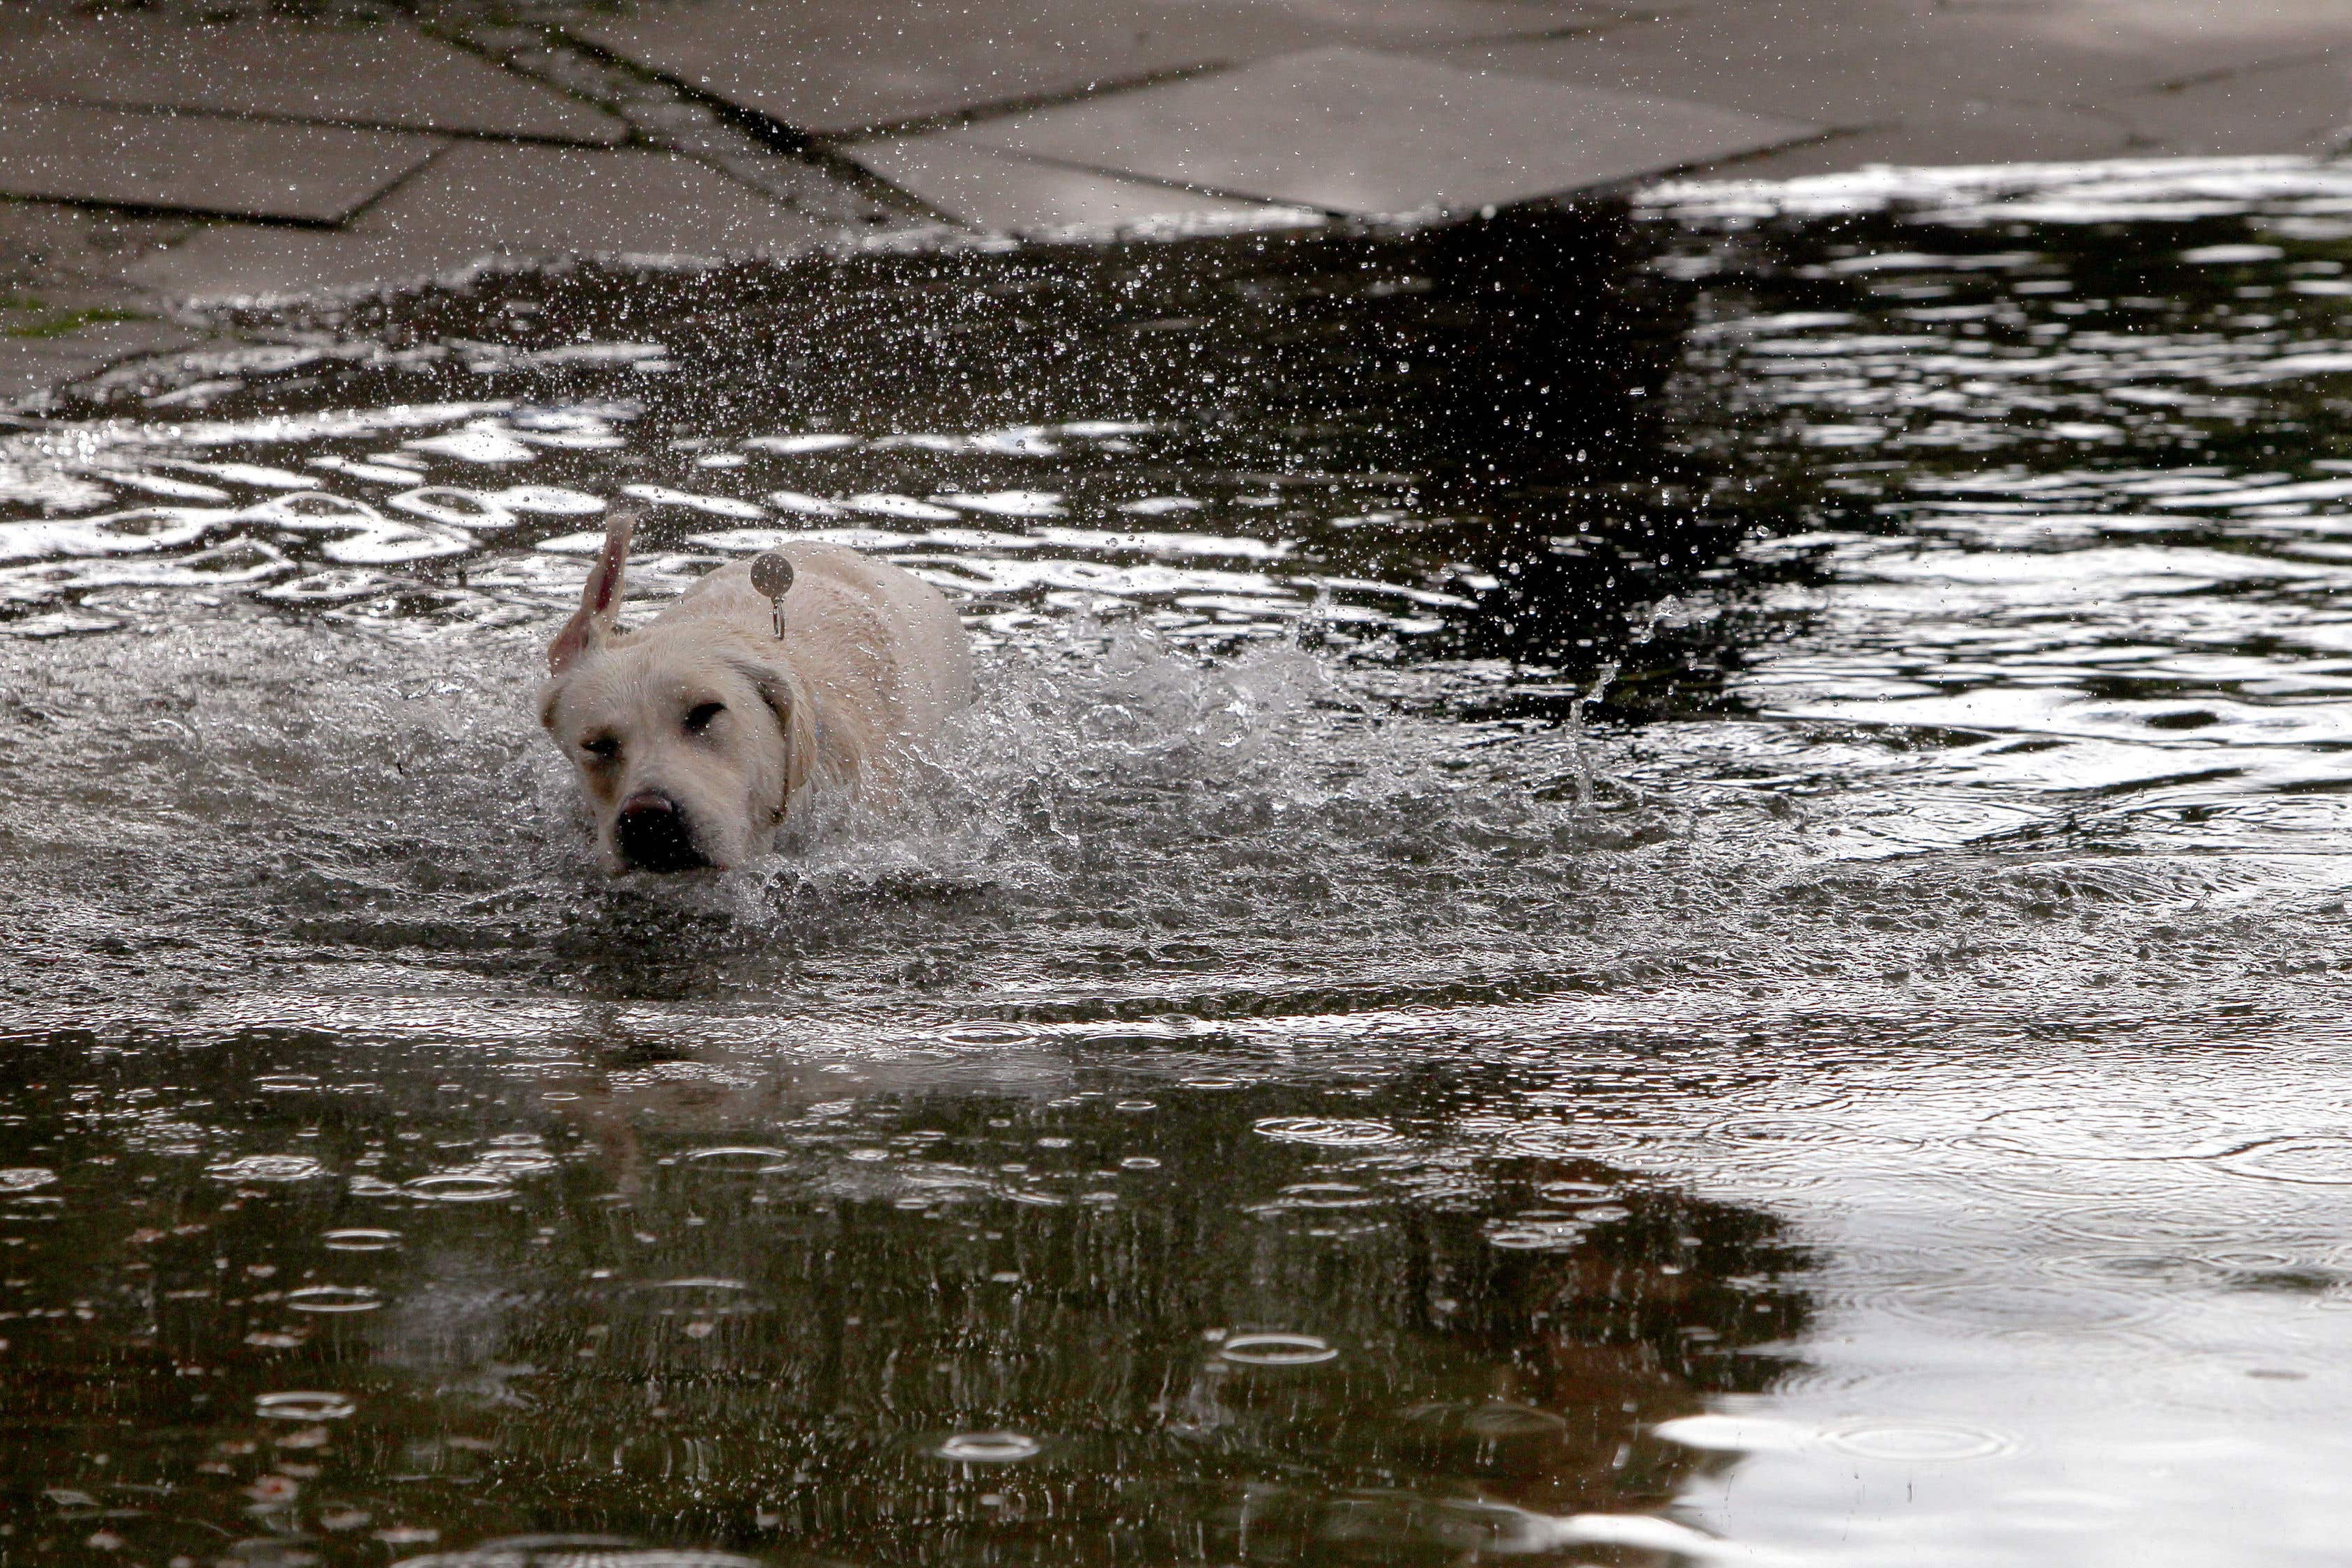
939;47;1818;217
571;0;1627;136
2112;59;2352;157
1700;101;2137;181
0;100;441;224
1931;0;2352;82
127;143;838;302
0;12;625;146
844;138;1312;236
1431;6;2344;133
2;337;100;403
1;315;205;405
0;199;199;292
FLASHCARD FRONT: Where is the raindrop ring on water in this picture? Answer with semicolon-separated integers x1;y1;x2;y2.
321;1228;402;1251
386;1536;761;1567
933;1431;1044;1463
937;1022;1039;1046
1486;1221;1592;1251
205;1155;329;1184
2213;1135;2352;1186
255;1391;357;1421
286;1286;382;1314
682;1146;793;1171
1252;1117;1399;1147
1403;1400;1568;1440
1822;1420;2015;1463
1217;1332;1339;1366
405;1173;518;1203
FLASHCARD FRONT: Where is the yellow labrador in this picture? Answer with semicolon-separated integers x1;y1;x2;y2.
539;508;974;874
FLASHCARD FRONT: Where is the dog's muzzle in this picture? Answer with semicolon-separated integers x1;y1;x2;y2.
614;792;709;873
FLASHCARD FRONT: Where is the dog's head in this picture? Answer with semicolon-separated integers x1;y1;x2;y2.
537;512;808;875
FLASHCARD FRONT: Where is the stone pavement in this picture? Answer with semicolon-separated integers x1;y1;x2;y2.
4;0;2350;407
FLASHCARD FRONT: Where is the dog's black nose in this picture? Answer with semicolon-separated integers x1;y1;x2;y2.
614;792;708;873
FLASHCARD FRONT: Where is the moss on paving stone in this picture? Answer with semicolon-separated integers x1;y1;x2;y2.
1;302;152;339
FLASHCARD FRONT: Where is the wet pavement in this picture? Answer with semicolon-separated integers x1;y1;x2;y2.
9;161;2352;1564
10;0;2352;407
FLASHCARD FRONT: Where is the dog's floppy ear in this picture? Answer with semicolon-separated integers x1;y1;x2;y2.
548;507;638;675
730;656;819;814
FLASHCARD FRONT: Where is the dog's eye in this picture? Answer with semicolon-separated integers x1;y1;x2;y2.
684;700;725;734
581;734;620;762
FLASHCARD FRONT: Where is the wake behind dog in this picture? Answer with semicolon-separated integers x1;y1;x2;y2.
539;509;976;874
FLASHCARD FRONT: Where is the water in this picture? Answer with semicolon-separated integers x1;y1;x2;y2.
8;161;2352;1565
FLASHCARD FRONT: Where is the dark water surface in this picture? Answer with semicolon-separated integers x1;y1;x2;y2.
8;157;2352;1565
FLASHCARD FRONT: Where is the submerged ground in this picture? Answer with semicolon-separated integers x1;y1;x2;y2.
6;159;2352;1566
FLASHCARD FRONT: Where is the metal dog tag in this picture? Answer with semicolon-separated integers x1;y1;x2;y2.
750;551;794;639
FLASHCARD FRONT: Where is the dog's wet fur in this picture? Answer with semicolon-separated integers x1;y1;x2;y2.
539;510;975;874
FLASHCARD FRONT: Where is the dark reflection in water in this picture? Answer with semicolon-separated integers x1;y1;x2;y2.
176;204;1757;692
0;1029;1804;1566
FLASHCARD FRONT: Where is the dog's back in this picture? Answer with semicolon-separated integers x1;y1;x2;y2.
669;540;974;767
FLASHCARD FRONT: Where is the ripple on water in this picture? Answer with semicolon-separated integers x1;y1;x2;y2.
1218;1332;1340;1366
2037;1196;2284;1247
633;1278;766;1318
1707;1114;1923;1153
252;1075;320;1093
1401;1401;1569;1442
935;1021;1040;1046
254;1391;356;1421
1251;1183;1386;1212
932;1431;1045;1463
1535;1180;1619;1204
2034;1248;2222;1291
2213;1136;2352;1185
1498;1123;1642;1160
1252;1117;1400;1148
493;484;606;515
1873;1278;2167;1339
396;1539;760;1568
1821;1420;2017;1463
1965;1101;2252;1162
680;1146;793;1171
1484;1215;1596;1252
403;1173;518;1203
321;1228;401;1251
286;1286;382;1314
0;1169;56;1192
204;1155;329;1184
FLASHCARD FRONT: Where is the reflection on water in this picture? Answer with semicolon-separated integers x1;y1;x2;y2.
0;1036;1805;1565
10;159;2352;1564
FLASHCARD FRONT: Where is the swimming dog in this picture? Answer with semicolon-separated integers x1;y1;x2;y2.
539;508;974;874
